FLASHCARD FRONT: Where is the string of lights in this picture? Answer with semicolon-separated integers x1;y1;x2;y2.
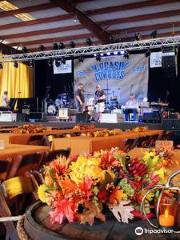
0;36;180;63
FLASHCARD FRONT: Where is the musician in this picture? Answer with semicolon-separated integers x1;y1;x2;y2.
1;91;9;108
125;94;139;121
95;85;106;120
75;83;85;112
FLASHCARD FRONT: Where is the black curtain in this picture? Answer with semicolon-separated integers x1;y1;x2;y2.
34;60;74;102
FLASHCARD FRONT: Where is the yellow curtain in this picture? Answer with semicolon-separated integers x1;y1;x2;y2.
0;61;33;99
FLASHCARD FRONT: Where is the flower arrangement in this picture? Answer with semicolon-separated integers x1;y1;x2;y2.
38;148;174;225
12;124;47;134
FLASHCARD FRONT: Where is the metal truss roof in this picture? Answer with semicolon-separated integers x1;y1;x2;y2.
0;35;180;62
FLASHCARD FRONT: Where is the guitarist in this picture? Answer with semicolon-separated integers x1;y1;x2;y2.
75;83;85;113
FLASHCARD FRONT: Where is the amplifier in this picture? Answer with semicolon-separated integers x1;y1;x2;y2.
0;111;17;122
100;113;124;123
29;112;44;120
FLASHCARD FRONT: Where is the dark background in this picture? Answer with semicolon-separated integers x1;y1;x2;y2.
34;49;180;111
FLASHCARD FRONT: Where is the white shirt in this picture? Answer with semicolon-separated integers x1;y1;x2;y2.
2;94;9;107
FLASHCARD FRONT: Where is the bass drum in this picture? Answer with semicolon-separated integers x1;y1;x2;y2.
47;104;57;115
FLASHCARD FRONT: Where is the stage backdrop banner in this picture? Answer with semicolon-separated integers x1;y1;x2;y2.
74;54;149;104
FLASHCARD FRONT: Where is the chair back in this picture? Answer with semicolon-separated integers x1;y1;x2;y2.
28;135;44;145
0;159;12;181
0;176;36;240
44;148;70;165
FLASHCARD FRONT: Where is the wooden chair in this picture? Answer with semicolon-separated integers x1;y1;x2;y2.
0;159;12;181
28;135;45;146
42;148;71;165
8;152;45;178
124;138;139;152
0;176;38;240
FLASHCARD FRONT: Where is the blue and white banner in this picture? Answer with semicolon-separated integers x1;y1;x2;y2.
74;54;149;104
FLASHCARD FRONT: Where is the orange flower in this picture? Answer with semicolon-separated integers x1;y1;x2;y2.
109;189;124;204
60;179;78;196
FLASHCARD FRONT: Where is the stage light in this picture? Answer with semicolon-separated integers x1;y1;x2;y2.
113;51;118;55
28;60;34;67
53;43;59;50
78;56;84;62
0;63;3;69
59;42;65;49
70;41;76;48
135;32;141;41
150;30;157;39
124;50;129;59
48;59;53;67
107;52;111;56
96;54;101;62
100;53;104;56
86;38;92;46
38;45;45;51
94;53;97;57
14;61;18;68
120;50;125;55
145;48;151;57
22;46;28;53
55;59;61;67
61;57;66;64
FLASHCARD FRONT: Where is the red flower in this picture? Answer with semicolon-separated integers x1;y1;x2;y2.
79;177;93;199
50;199;76;224
98;189;108;202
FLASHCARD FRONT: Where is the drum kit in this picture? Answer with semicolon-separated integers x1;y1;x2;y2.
45;93;73;115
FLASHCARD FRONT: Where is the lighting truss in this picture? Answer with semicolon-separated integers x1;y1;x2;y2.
0;35;180;62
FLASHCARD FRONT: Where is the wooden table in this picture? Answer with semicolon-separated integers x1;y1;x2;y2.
0;144;49;160
19;201;179;240
51;130;162;155
0;128;105;145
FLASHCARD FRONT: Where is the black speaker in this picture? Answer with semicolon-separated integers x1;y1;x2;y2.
142;111;161;123
162;48;177;78
29;112;43;121
76;113;90;123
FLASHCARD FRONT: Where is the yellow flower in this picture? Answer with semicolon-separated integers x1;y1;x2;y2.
38;184;48;203
155;168;166;183
69;155;103;184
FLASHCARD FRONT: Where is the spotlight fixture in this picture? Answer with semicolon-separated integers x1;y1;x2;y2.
55;59;61;67
100;53;104;56
113;51;118;55
145;48;151;57
59;42;65;49
86;38;92;46
124;50;129;59
53;43;59;50
107;52;111;56
0;63;3;69
78;56;84;63
22;46;28;53
135;32;141;41
120;50;125;55
70;41;76;48
28;60;34;67
96;54;101;62
14;61;18;68
38;45;45;51
48;58;53;67
61;57;66;64
150;30;157;39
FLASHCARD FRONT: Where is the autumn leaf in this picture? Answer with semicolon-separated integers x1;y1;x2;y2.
110;200;134;223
